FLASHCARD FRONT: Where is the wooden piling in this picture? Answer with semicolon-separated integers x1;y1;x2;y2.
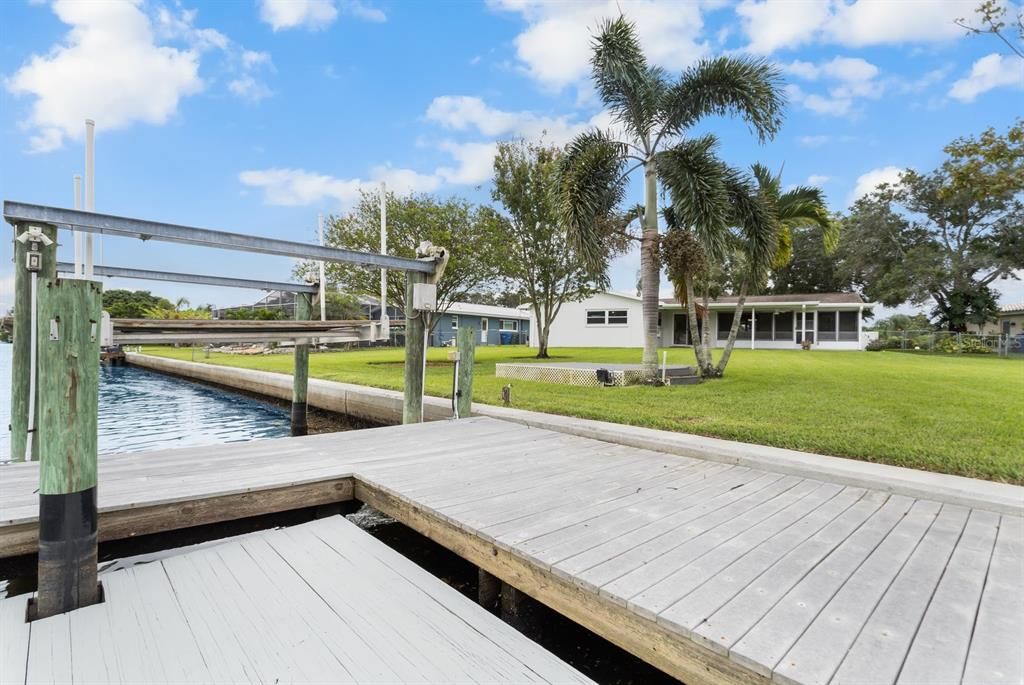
478;568;501;612
35;278;102;619
403;270;427;424
456;326;475;418
291;292;312;437
10;223;57;462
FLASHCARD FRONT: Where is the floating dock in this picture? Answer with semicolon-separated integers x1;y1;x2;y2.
1;417;1021;684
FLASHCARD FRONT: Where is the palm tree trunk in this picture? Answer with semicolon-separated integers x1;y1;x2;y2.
685;277;713;376
714;279;749;376
640;160;660;375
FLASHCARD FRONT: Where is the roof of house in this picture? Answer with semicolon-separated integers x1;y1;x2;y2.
444;302;531;319
999;302;1024;314
658;292;868;306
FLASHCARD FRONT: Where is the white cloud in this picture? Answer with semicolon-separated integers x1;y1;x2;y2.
488;0;708;90
949;53;1024;102
436;141;499;185
807;174;832;185
229;76;273;103
257;0;385;31
156;6;273;104
240;164;442;208
6;0;203;153
784;56;883;117
738;0;976;54
258;0;338;31
425;95;611;145
798;134;831;147
239;168;363;206
849;165;904;203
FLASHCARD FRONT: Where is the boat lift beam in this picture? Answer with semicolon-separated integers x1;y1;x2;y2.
4;201;435;274
56;262;319;294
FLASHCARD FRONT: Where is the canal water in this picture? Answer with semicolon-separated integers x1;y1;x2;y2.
0;344;291;459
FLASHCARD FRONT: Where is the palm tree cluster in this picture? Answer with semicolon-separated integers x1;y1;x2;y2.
557;16;784;374
666;164;836;377
558;16;834;379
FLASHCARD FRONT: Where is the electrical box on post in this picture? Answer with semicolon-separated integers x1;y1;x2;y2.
412;283;437;312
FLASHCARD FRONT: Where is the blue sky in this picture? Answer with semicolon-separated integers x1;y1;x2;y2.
1;0;1022;315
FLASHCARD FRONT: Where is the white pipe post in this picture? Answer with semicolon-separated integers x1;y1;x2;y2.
317;214;327;322
73;175;82;276
661;350;667;384
84;119;95;278
379;181;389;339
751;307;756;350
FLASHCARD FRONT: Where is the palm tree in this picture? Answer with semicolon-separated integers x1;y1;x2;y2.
713;165;835;375
557;16;784;375
661;158;777;377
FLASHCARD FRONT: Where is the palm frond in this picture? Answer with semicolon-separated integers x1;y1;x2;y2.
777;184;837;251
725;166;779;275
591;16;663;146
659;56;786;142
656;135;732;259
556;130;629;271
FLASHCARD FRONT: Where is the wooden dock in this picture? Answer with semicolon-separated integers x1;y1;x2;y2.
2;417;1022;685
2;516;591;684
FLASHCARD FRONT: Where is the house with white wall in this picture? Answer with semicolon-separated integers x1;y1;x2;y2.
533;291;876;351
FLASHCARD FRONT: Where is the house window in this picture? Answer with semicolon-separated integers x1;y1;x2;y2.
818;311;837;341
587;309;627;325
451;315;459;329
774;311;794;338
717;312;752;340
838;311;859;341
500;320;519;331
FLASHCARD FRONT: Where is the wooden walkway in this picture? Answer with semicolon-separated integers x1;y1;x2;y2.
1;516;591;684
2;417;1022;684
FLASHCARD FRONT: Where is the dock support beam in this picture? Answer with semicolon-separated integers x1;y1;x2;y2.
35;278;102;619
403;269;427;424
10;223;57;462
500;582;543;637
478;568;501;612
291;292;312;437
456;326;475;418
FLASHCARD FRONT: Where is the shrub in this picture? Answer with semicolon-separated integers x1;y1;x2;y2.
866;338;888;351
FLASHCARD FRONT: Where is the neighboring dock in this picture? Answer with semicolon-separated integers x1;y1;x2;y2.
2;416;1021;685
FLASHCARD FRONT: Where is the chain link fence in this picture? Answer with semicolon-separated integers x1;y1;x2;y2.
868;329;1023;357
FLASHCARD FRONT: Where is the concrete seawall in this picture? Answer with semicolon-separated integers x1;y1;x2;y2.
125;352;1024;515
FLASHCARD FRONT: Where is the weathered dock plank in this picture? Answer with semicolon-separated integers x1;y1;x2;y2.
3;516;592;685
1;416;1020;685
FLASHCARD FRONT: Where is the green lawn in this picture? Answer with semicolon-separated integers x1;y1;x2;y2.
142;345;1024;484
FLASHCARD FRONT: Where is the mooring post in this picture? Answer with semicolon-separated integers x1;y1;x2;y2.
291;292;312;436
456;326;475;418
35;277;102;619
10;222;57;462
403;268;428;424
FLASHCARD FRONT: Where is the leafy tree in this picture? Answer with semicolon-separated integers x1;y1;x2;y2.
460;291;527;308
841;121;1024;331
324;291;364;320
769;224;852;294
956;0;1023;58
221;307;287;320
141;305;212;320
870;313;934;333
303;192;505;332
557;15;784;374
491;139;626;358
102;289;173;318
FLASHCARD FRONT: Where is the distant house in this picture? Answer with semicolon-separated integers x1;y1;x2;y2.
534;291;876;351
430;302;530;347
969;303;1024;336
214;291;530;347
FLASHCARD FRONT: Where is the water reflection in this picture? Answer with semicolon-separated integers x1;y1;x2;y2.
1;345;291;458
